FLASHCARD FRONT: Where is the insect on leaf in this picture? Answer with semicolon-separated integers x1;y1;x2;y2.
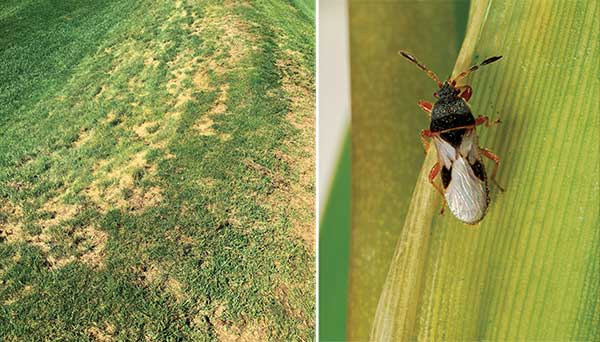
371;0;599;340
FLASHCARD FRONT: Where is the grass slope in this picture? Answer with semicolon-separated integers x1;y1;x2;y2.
0;0;315;340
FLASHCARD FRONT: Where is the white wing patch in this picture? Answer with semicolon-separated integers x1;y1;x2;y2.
433;130;488;224
434;137;455;169
444;156;488;224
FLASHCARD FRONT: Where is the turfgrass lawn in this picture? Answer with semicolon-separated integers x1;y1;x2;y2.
0;0;315;339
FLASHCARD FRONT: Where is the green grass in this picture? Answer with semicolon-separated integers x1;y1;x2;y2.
0;0;315;340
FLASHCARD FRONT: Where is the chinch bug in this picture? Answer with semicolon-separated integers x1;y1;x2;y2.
400;50;504;225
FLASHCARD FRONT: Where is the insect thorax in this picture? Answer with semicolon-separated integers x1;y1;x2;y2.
431;97;472;123
430;97;475;147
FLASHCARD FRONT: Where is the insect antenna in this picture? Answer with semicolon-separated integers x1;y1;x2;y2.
399;50;443;87
452;56;502;84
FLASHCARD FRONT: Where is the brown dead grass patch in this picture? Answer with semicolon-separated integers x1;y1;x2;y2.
144;55;159;68
129;186;163;211
77;226;109;269
74;128;93;148
190;5;255;72
276;51;315;131
212;84;229;114
182;5;255;140
243;158;288;189
167;49;193;75
38;196;81;228
0;201;25;243
167;48;204;108
27;233;52;254
87;323;116;342
15;211;108;270
142;264;161;283
133;121;159;138
141;264;185;301
46;255;77;270
274;282;310;327
95;86;107;98
102;111;117;125
194;84;229;135
195;301;270;342
5;181;28;192
106;40;144;75
174;93;194;108
268;50;315;251
194;117;215;135
28;222;108;270
166;277;185;301
127;77;144;92
193;68;212;90
214;319;270;342
66;20;179;217
85;151;161;213
166;5;253;111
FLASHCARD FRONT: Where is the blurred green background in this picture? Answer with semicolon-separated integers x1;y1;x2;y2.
319;1;469;340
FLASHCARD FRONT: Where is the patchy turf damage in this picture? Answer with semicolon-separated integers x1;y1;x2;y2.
0;0;314;340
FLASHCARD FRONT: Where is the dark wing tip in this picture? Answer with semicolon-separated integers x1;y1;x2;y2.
399;50;415;61
482;56;503;65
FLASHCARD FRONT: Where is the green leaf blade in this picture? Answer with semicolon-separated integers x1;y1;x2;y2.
371;0;599;340
348;1;469;339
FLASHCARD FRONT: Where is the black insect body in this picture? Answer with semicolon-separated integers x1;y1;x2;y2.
400;51;504;224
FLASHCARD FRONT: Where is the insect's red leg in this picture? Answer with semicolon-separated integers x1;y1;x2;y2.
475;115;501;127
428;161;440;182
428;162;445;196
418;100;433;114
480;148;505;191
420;129;435;153
475;116;488;126
457;85;473;102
